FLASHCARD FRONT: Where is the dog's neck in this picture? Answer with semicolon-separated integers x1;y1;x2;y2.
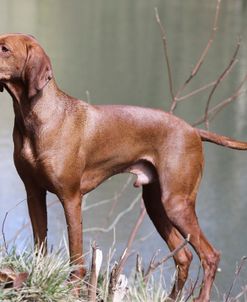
5;78;77;133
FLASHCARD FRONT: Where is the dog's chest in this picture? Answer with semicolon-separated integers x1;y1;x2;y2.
18;138;37;168
16;139;56;190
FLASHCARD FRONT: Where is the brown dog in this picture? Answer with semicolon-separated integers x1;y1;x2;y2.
1;33;247;301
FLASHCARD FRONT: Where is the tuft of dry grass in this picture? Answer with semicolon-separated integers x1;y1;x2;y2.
0;244;84;302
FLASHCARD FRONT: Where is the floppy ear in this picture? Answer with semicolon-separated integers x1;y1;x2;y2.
24;44;53;98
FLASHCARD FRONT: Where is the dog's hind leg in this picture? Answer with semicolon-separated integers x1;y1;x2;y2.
142;182;193;300
162;192;220;302
158;151;220;302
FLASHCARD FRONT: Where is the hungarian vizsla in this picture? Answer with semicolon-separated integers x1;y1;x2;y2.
1;34;247;301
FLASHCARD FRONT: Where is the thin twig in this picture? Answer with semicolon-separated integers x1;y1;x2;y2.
185;264;202;302
1;199;60;247
114;201;146;278
107;175;133;219
224;256;247;302
83;175;132;211
154;7;176;111
208;74;247;123
193;90;246;127
139;231;154;242
177;80;217;102
177;59;238;103
108;200;146;298
193;74;247;127
1;198;26;253
233;285;247;301
143;249;161;284
108;200;146;300
204;37;241;129
83;193;141;233
207;90;247;124
172;0;222;112
143;234;191;283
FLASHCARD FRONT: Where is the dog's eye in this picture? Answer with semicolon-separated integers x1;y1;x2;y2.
1;45;10;53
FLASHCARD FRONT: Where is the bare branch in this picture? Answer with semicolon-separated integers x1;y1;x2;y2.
1;198;61;247
1;198;26;253
185;264;202;302
225;256;247;302
88;242;103;302
155;0;243;127
139;231;154;242
173;0;222;111
143;234;191;283
207;89;247;124
154;7;176;111
83;193;141;233
232;285;247;301
143;249;161;284
204;37;241;129
193;74;247;127
186;0;221;80
107;176;133;219
114;201;146;278
177;59;238;103
83;175;132;211
108;200;146;300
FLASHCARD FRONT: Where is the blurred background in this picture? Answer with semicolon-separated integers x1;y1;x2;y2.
0;0;247;298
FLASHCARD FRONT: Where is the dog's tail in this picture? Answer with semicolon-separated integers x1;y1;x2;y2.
198;128;247;150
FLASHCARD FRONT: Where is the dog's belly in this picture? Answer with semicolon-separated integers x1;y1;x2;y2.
80;158;157;195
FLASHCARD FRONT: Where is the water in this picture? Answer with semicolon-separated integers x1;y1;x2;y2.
1;0;247;298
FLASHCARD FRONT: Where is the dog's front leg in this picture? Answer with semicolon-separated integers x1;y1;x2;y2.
61;193;85;281
25;184;47;251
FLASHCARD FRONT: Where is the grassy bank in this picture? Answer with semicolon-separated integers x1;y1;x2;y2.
0;246;79;302
1;244;247;301
0;244;181;302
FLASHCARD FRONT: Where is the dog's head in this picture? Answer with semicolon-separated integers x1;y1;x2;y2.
0;33;53;98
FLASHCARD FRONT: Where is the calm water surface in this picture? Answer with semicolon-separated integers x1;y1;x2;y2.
1;0;247;298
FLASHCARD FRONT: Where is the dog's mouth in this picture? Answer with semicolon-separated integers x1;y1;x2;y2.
0;82;4;92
